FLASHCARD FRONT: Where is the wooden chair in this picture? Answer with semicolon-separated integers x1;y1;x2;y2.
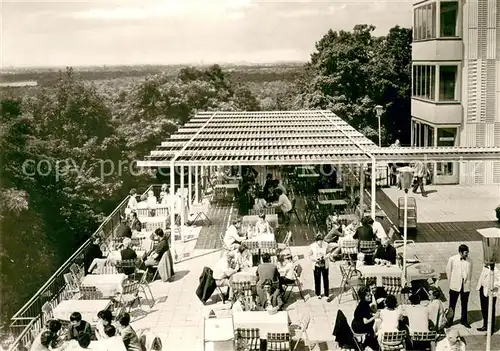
234;328;260;351
79;286;102;300
267;333;291;350
292;313;311;351
379;331;406;351
282;264;305;303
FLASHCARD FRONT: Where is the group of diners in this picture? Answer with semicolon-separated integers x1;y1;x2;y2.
345;284;462;351
30;312;142;351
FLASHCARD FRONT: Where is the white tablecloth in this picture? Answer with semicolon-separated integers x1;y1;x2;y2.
53;300;111;324
246;234;275;242
242;215;278;228
81;274;127;297
357;265;402;286
233;311;288;339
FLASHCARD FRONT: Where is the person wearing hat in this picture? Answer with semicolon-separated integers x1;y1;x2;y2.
309;233;331;299
435;329;465;351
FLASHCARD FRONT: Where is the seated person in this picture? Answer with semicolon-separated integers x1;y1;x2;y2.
256;253;280;292
30;331;54;351
278;254;296;285
324;223;343;244
255;212;272;235
213;252;239;301
436;329;466;351
374;295;403;342
119;238;138;275
66;312;92;342
372;215;387;240
115;217;133;238
129;212;142;232
254;193;269;211
351;286;379;351
373;237;397;265
223;219;245;250
427;286;447;331
234;244;251;269
256;279;283;313
366;279;388;309
119;313;143;351
353;216;377;242
232;291;255;312
142;228;168;268
342;220;359;237
83;236;104;274
147;190;157;207
95;310;113;341
101;325;127;351
403;294;430;333
356;253;366;267
64;333;91;350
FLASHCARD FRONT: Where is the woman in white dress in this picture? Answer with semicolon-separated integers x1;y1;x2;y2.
374;294;403;343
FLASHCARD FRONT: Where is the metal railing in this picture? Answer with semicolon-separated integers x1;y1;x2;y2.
6;184;173;350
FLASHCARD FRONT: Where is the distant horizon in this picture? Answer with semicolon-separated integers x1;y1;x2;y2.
2;1;411;67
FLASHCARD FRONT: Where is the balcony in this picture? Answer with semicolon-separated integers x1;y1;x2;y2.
411;98;463;125
412;39;463;62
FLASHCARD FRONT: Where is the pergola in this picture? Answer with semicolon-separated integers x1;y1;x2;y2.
137;110;500;250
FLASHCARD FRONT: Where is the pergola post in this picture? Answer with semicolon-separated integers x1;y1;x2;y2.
371;158;376;218
180;165;185;242
169;162;176;262
359;163;365;217
188;166;192;208
195;166;199;203
201;166;205;191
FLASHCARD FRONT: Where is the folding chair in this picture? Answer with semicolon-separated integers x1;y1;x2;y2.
235;328;260;351
410;331;437;351
260;241;277;263
69;263;84;281
292;313;311;351
114;281;142;317
215;279;229;304
79;286;102;300
63;273;80;295
267;333;291;351
282;264;305;303
277;231;292;256
379;331;406;351
232;281;254;309
41;301;54;322
358;240;377;256
189;202;211;226
339;239;358;263
381;276;403;301
338;264;362;303
287;199;301;223
245;240;260;263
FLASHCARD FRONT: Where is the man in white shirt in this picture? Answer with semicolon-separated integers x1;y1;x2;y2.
371;216;387;240
446;244;473;328
403;294;429;333
476;263;500;333
412;161;429;197
126;189;138;216
274;188;292;225
223;219;245;250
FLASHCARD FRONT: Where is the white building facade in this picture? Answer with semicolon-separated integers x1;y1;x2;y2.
411;0;500;184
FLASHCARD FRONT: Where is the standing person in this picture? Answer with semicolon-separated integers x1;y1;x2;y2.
446;244;473;328
126;189;138;216
309;234;330;299
129;212;142;232
476;264;500;333
412;161;429;197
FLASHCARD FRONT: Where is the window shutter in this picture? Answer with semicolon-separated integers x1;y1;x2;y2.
466;60;479;123
474;161;485;184
493;162;500;184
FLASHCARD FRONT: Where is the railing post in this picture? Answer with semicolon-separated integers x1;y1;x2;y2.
195;166;199;204
188;166;193;207
180;166;185;243
170;163;176;261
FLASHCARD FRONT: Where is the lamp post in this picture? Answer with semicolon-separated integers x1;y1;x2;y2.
375;105;383;147
477;227;500;351
397;166;414;286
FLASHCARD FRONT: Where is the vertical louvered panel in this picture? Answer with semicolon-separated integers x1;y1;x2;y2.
469;0;479;28
476;123;486;146
497;0;500;58
488;0;497;27
495;122;500;145
487;29;497;58
475;161;485;184
469;29;479;59
486;60;497;122
485;123;495;145
460;162;474;184
462;123;477;146
478;0;488;58
484;161;493;184
467;61;479;122
493;162;500;183
479;60;488;122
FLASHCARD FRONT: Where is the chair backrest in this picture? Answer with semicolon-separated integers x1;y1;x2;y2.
63;273;78;288
245;240;260;254
259;241;277;250
293;264;303;279
282;231;292;246
410;331;437;342
359;240;377;253
69;263;83;280
381;330;406;344
234;328;260;351
381;276;402;287
297;313;310;331
79;285;102;300
267;332;290;350
41;301;53;320
122;281;139;295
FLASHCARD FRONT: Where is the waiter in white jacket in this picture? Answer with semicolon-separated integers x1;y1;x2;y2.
446;244;473;328
476;264;500;333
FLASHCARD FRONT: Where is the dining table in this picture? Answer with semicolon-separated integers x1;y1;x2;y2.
204;316;235;351
80;273;127;297
242;215;278;228
53;300;111;325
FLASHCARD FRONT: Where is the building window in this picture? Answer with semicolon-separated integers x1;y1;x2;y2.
439;65;458;101
440;1;459;37
412;65;435;100
437;127;457;146
413;2;436;40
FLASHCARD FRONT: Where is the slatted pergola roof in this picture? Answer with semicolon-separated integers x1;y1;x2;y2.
137;110;500;167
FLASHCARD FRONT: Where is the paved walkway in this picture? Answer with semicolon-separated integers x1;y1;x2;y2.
127;241;499;350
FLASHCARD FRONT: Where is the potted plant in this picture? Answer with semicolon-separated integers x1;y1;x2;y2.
496;205;500;221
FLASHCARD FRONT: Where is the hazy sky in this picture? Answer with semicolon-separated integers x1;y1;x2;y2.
1;0;412;67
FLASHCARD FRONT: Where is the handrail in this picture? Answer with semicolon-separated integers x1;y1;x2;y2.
6;184;171;350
